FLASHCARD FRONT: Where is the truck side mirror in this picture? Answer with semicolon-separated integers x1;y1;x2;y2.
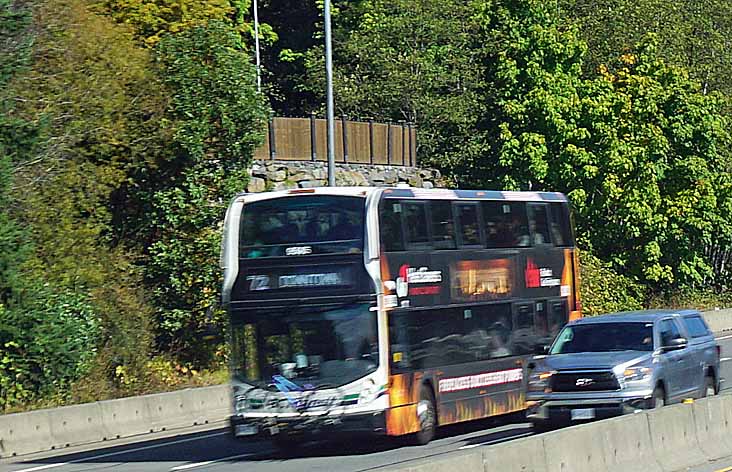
534;344;550;355
661;337;687;352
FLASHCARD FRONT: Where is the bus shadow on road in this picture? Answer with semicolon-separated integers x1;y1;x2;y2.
249;413;532;460
251;435;402;460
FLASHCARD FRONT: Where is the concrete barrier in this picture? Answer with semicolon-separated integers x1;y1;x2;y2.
691;395;732;461
184;385;231;426
482;435;547;472
48;402;107;450
641;403;707;472
143;390;192;432
702;308;732;333
542;423;608;472
598;412;661;472
0;385;232;458
0;409;54;457
98;395;153;440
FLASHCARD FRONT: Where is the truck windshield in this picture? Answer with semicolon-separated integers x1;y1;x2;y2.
550;322;654;354
239;195;365;258
230;302;378;389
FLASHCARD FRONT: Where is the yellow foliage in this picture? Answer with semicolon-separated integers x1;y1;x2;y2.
95;0;234;46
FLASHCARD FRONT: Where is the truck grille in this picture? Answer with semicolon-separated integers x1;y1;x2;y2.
551;371;620;392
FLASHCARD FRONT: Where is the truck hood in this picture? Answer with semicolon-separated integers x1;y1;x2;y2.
535;351;651;371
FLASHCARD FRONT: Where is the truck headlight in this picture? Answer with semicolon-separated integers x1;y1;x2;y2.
623;367;651;382
528;371;555;392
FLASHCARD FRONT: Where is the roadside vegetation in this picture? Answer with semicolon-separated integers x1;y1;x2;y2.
1;0;731;412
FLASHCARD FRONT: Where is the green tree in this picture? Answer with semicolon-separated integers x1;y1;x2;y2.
301;0;486;184
144;21;268;361
467;1;732;288
0;0;34;305
0;0;166;406
558;0;732;97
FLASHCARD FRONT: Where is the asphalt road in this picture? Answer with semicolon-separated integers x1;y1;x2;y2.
4;334;732;472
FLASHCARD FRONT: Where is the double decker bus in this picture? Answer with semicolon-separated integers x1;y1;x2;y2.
221;186;581;446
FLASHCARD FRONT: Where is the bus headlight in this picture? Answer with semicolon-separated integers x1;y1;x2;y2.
528;371;555;392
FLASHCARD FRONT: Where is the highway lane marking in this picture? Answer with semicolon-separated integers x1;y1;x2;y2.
721;357;732;362
458;432;533;450
716;334;732;341
170;453;256;471
713;467;732;472
13;431;228;472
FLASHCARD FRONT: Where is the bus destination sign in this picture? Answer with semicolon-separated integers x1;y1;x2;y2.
245;266;352;291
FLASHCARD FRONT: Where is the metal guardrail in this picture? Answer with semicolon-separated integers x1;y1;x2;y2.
254;115;417;166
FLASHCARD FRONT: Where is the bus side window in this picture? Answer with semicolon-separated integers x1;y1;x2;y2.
549;300;568;337
549;203;572;246
455;202;482;246
430;200;456;249
528;204;552;246
463;304;513;360
403;201;431;248
534;301;549;339
483;201;530;248
512;303;535;355
380;200;405;251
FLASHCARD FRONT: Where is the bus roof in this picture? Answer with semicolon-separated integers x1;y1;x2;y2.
235;186;568;203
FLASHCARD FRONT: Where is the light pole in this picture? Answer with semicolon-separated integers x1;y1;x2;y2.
324;0;336;186
253;0;262;93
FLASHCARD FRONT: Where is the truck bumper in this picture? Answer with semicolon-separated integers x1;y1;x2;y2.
526;395;653;424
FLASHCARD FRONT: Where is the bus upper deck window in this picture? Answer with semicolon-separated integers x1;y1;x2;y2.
483;201;529;248
456;203;482;246
431;201;456;249
528;204;552;246
380;200;405;251
404;202;430;247
549;203;572;246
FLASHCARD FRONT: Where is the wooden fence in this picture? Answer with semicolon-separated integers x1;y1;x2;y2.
253;115;417;166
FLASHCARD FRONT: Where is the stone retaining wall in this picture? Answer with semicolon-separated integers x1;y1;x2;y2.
246;160;446;193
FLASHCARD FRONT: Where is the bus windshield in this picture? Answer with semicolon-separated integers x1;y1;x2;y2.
239;195;365;258
230;303;378;389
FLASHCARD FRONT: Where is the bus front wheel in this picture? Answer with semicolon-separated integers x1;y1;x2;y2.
413;385;437;445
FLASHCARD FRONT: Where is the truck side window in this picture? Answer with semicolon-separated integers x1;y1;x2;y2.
682;315;710;338
659;319;682;346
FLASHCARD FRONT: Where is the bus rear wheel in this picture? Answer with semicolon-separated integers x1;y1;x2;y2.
412;385;436;445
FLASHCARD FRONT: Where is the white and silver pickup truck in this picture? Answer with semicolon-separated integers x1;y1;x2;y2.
526;309;721;432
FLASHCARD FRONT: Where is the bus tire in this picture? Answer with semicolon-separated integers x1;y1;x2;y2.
413;385;437;445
